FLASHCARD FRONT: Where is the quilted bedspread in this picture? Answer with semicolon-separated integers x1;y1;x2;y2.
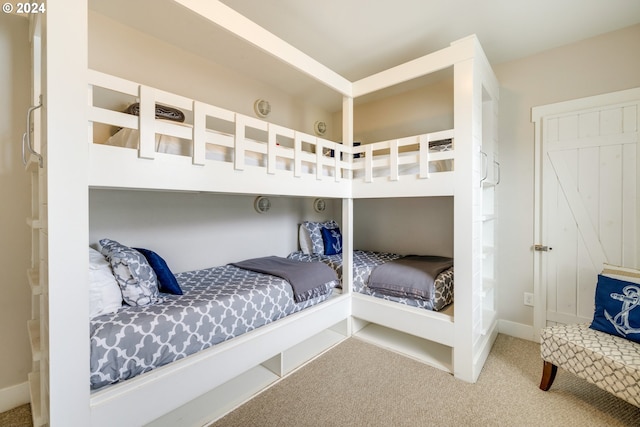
287;250;454;311
90;264;337;391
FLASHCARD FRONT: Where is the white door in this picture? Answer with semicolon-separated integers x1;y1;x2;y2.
533;89;640;338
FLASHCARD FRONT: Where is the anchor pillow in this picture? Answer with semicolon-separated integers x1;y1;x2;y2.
590;274;640;344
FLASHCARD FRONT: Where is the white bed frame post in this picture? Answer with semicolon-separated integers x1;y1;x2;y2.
451;36;498;383
342;95;354;334
44;0;91;425
452;54;477;383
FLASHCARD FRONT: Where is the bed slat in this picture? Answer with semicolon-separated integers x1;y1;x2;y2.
138;85;156;160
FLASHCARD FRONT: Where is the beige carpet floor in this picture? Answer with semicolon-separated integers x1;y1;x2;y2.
0;403;31;427
211;334;640;427
2;334;639;426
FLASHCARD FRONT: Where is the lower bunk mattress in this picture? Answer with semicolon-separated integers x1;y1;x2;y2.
90;264;338;391
288;250;453;311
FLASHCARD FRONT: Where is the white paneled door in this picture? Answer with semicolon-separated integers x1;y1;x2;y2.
533;89;640;338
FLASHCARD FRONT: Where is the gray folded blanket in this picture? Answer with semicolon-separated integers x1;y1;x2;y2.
368;255;453;301
231;256;338;303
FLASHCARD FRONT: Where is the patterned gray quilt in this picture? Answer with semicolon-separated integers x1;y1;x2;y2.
287;250;454;311
90;264;338;391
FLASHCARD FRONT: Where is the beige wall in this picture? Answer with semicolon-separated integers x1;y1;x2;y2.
0;14;32;396
89;11;335;138
493;23;640;329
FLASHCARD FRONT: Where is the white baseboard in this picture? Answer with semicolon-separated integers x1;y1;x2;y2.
498;319;537;342
0;381;30;413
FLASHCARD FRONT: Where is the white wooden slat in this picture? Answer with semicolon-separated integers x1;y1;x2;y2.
623;105;637;133
234;114;245;171
365;145;373;183
543;151;562;316
599;144;623;264
576;238;597;319
555;182;578;317
267;124;277;175
546;117;559;144
192;101;206;166
88;69;139;96
578;147;599;233
600;107;623;136
206;131;234;148
390;140;399;181
319;137;341;182
201;103;236;124
561;149;579;197
428;129;455;142
238;114;269;132
87;84;93;145
155;120;192;140
294;133;302;177
578;111;599;138
315;137;323;180
622;143;637;267
154;87;194;112
138;85;155;160
543;133;637;152
88;107;138;131
419;137;429;179
558;115;578;141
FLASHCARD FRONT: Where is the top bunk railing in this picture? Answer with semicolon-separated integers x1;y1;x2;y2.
87;69;455;194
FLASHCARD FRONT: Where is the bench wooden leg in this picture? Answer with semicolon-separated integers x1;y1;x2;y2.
539;361;558;391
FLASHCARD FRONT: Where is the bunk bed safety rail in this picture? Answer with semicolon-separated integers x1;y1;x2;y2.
88;70;347;182
88;70;453;187
347;129;455;182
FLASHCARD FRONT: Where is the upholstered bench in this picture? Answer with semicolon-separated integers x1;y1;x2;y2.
539;323;640;408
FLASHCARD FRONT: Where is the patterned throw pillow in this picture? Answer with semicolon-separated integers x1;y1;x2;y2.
590;274;640;343
302;220;339;254
99;239;163;307
321;226;342;255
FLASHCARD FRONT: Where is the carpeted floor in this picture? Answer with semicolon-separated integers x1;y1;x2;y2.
0;403;31;427
2;334;639;426
211;334;640;427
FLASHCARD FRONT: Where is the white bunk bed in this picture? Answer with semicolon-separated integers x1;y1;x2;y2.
29;1;500;426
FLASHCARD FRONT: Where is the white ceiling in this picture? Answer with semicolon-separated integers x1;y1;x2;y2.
89;0;640;110
220;0;640;80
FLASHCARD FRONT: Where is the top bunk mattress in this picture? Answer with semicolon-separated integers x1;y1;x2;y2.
288;250;453;311
90;263;338;391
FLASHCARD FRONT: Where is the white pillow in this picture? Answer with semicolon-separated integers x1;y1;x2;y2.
602;263;640;284
89;248;122;318
299;225;313;254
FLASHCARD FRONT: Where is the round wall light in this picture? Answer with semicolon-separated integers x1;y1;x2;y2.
254;99;271;118
314;121;327;136
254;196;271;213
313;198;327;213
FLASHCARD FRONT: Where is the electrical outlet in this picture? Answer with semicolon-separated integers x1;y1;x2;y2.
524;292;534;307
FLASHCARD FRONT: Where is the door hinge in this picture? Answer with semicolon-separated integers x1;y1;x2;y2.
534;244;552;252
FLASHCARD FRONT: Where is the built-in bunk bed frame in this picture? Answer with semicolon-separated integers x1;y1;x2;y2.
30;1;499;426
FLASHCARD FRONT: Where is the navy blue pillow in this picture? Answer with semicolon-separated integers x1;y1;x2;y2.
134;248;183;295
590;274;640;343
321;226;342;255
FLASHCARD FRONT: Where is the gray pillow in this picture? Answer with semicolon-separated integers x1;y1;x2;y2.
302;220;339;254
99;239;163;307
